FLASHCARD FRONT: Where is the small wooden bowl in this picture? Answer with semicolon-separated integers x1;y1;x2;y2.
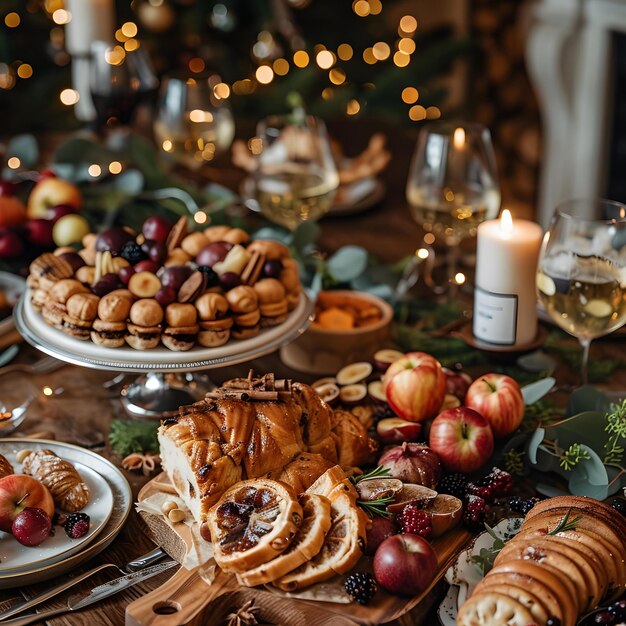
280;290;393;375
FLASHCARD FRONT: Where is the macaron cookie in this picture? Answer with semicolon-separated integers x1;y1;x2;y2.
63;292;100;340
125;299;164;350
162;303;199;351
253;278;288;327
195;292;232;347
29;252;74;292
226;286;260;339
91;319;127;347
97;291;133;323
203;225;232;243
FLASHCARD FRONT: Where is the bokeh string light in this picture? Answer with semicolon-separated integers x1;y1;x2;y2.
0;1;440;125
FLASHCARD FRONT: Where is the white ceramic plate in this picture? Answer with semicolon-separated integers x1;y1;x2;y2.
16;291;313;371
0;439;131;589
0;440;113;577
438;517;523;626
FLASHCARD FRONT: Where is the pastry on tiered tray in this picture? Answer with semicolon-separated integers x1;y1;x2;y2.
27;218;303;351
457;495;626;626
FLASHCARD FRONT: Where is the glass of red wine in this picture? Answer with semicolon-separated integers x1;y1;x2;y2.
89;40;158;135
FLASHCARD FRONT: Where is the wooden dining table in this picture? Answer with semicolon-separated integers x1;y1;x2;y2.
0;120;624;625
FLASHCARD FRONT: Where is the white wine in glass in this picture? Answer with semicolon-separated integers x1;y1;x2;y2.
536;198;626;383
251;115;339;231
406;123;500;294
154;75;235;170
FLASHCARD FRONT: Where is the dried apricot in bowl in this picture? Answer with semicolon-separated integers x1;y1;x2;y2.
312;291;384;330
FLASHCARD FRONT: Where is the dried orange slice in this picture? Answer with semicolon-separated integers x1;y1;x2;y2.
237;493;332;587
206;478;302;573
457;591;535;626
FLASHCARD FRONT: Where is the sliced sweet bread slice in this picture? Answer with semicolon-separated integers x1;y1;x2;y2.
470;581;549;624
237;493;332;587
493;537;590;612
207;478;302;573
457;591;535;626
273;490;367;591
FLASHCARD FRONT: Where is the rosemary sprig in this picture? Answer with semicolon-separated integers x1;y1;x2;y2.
351;466;391;484
357;495;395;519
548;508;582;535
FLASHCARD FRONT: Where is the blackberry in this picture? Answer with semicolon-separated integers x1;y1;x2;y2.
608;600;626;620
344;572;377;605
197;265;219;287
397;505;432;539
64;512;90;539
610;498;626;518
463;495;489;530
519;497;540;516
546;619;561;626
437;473;467;499
119;241;145;265
508;496;524;513
593;611;614;624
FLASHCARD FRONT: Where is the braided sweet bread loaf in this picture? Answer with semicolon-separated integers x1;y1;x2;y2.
19;449;89;512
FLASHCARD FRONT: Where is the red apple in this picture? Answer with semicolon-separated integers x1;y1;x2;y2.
428;407;494;473
27;177;82;219
443;367;472;400
0;181;16;197
0;475;55;533
373;533;438;596
365;516;397;556
0;231;23;258
26;218;55;247
464;374;525;438
383;352;446;422
376;418;422;444
47;204;77;222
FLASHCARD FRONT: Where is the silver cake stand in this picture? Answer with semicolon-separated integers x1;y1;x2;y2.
15;293;313;419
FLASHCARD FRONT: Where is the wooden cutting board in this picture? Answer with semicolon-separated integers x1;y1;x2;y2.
125;474;472;626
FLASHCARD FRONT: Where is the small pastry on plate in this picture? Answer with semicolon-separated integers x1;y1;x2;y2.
126;298;163;349
63;292;100;340
162;303;199;351
254;278;288;327
195;292;232;347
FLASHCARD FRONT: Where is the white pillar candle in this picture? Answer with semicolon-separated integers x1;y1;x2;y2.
65;0;116;121
473;209;543;348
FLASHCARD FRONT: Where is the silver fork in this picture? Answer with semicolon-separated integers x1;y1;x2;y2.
0;356;64;378
0;548;168;622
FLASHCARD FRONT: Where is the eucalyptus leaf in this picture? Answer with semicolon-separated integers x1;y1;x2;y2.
6;134;38;168
54;137;117;166
526;428;546;465
51;163;78;181
251;226;291;244
516;351;556;374
110;170;144;194
568;445;609;499
327;245;368;282
566;386;611;417
521;377;555;406
292;221;322;251
307;270;323;300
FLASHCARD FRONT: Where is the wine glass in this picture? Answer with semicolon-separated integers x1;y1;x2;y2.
406;122;500;294
89;41;158;134
536;198;626;384
153;75;235;171
248;114;339;231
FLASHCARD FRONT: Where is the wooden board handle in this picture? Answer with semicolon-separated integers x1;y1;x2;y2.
125;566;212;626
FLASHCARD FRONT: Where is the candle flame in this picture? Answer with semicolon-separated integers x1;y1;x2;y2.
500;209;513;234
453;127;465;150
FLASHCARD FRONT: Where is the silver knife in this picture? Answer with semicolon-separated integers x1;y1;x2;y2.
1;560;178;626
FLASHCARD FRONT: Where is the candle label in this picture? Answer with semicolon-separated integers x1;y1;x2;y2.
473;286;518;345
